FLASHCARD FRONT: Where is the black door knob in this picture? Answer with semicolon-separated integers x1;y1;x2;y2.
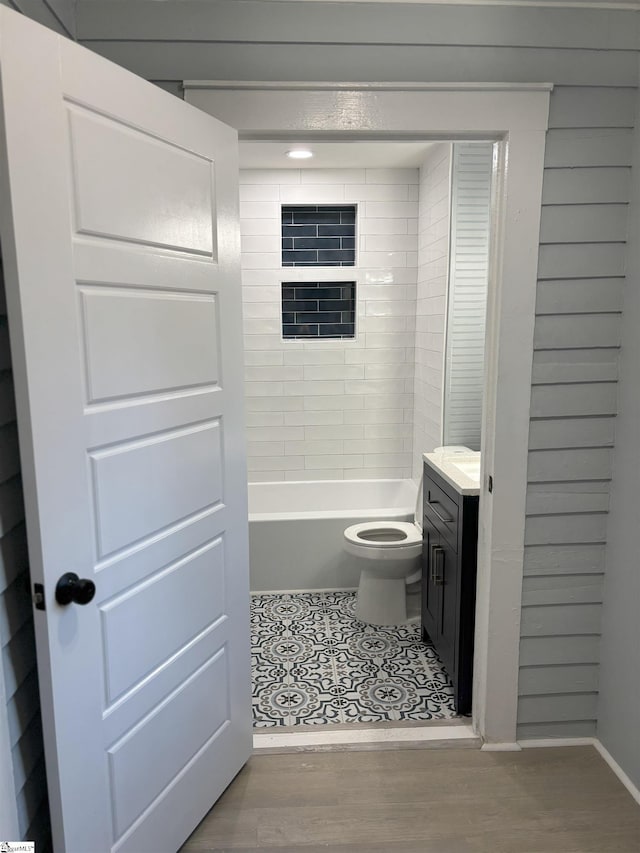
55;572;96;606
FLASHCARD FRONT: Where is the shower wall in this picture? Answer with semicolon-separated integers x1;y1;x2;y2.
240;168;418;482
412;144;452;480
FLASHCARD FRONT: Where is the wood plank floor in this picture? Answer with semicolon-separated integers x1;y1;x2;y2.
180;746;640;852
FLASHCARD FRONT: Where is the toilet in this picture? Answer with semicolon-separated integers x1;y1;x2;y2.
344;447;473;626
343;477;424;626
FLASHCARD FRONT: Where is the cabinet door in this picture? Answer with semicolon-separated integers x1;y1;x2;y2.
421;519;441;643
435;537;459;682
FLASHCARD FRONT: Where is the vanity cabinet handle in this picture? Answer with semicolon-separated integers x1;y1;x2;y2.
427;493;454;525
434;546;445;586
430;544;445;586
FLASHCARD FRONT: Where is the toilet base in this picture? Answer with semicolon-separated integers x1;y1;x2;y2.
355;570;409;626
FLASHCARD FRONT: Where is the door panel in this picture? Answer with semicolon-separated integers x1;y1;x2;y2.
108;649;229;840
79;286;220;402
101;538;226;703
68;104;215;255
0;9;250;852
101;612;227;747
89;420;223;558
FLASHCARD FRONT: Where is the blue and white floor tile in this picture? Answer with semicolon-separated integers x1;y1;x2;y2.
251;591;457;728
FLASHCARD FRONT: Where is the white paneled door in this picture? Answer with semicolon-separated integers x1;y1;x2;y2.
0;9;251;853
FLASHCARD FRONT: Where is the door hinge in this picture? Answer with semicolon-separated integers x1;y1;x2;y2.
33;583;45;611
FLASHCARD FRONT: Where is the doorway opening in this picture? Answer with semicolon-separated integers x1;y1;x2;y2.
183;77;550;746
239;138;494;737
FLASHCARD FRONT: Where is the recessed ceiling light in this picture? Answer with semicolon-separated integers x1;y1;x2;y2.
286;148;313;160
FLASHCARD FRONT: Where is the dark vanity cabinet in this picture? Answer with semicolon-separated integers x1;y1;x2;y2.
421;461;479;715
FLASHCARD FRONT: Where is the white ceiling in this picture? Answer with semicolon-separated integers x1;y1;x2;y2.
238;140;438;170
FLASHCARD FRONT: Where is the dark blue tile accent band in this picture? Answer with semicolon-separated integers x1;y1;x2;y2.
282;249;317;265
318;224;353;237
283;225;318;238
282;281;356;340
321;323;355;336
318;249;354;264
281;205;356;267
284;323;319;337
294;237;341;250
296;311;342;324
323;300;353;311
282;299;318;312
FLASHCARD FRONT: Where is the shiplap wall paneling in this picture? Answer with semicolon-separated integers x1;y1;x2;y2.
596;77;640;791
1;0;75;38
518;86;631;741
0;253;50;847
443;142;493;451
76;2;640;50
82;44;639;89
76;2;640;87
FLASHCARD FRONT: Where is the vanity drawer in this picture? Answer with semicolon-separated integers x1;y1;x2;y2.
424;478;459;552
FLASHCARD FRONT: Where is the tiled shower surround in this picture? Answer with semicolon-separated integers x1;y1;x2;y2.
241;168;419;482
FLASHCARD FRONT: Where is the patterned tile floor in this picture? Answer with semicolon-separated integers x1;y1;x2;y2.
251;591;457;727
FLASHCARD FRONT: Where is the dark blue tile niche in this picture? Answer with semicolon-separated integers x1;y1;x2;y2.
282;205;356;267
282;281;356;339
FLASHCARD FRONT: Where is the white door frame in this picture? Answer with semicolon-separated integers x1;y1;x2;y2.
184;81;550;746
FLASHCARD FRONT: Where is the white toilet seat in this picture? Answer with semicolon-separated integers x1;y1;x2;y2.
344;521;422;560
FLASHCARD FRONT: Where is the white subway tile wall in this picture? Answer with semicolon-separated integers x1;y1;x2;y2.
412;144;452;480
241;168;419;482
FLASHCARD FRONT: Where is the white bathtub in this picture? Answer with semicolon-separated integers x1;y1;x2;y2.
248;479;417;591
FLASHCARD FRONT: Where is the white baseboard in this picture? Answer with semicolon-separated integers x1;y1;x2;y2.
481;742;522;751
518;737;596;749
594;739;640;806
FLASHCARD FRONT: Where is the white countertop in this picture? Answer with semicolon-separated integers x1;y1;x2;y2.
423;451;481;496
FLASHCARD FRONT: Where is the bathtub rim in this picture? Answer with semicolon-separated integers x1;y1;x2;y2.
250;506;414;523
247;477;417;523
